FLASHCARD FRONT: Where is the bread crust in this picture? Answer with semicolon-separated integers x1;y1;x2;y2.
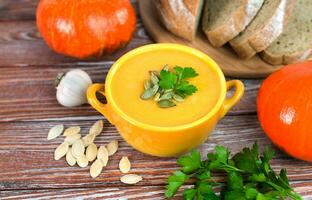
202;0;264;48
230;0;296;59
260;48;312;65
154;0;203;41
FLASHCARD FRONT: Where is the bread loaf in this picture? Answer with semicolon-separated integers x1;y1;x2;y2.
261;0;312;65
154;0;204;41
230;0;295;59
202;0;264;47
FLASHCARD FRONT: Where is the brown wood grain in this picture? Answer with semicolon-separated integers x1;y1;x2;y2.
0;186;178;200
1;115;312;193
0;64;260;122
0;20;151;66
0;0;139;21
1;184;312;200
0;0;38;21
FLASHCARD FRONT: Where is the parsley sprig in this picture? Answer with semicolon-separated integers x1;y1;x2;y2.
165;143;302;200
140;65;198;108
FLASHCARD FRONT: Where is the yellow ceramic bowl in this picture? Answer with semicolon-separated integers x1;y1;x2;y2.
87;44;244;157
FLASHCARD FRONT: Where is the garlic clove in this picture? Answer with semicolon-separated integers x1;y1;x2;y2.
56;69;92;107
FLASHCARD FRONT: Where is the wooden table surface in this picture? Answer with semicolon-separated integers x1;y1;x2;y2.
0;1;311;199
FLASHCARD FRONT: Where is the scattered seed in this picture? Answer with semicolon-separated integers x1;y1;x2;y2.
54;141;69;160
107;140;119;156
97;146;109;166
141;85;159;100
82;133;96;147
120;174;143;184
63;126;81;136
86;143;98;162
119;156;131;173
89;120;103;136
158;100;176;108
76;154;88;168
72;139;85;157
47;124;64;140
144;80;152;90
66;147;76;166
90;159;104;178
64;133;81;145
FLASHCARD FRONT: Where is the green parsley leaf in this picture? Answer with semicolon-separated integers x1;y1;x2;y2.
233;144;260;174
227;171;244;190
183;189;197;200
174;66;199;80
177;150;201;174
165;143;302;200
176;81;198;97
165;171;188;198
159;70;177;89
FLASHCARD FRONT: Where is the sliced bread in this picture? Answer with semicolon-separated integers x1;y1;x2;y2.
230;0;295;59
261;0;312;65
154;0;204;41
202;0;264;47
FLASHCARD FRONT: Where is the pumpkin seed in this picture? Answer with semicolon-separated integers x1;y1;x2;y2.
86;143;98;162
107;140;119;156
159;92;173;101
66;147;76;166
47;124;64;140
97;145;109;166
76;154;88;168
89;120;103;136
64;133;81;145
150;70;160;78
158;100;176;108
150;72;159;85
63;126;81;136
141;85;159;100
90;159;104;178
54;141;69;160
173;94;184;102
82;133;96;147
72;139;85;157
119;156;131;173
120;174;143;184
153;92;161;101
144;80;152;90
163;65;169;71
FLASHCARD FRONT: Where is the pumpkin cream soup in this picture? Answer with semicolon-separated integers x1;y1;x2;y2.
109;49;223;127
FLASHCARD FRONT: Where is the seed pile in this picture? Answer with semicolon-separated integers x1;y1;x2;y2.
48;120;143;184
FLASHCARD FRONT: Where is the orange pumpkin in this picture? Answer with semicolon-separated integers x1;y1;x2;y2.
36;0;136;59
257;61;312;161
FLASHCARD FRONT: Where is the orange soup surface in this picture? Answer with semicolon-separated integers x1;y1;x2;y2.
110;49;223;127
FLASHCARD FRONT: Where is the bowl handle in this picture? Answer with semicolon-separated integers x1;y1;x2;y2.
220;80;245;118
87;83;114;123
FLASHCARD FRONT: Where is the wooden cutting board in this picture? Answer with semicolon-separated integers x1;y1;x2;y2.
138;0;283;78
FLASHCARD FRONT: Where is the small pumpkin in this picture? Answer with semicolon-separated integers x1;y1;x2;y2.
36;0;136;59
257;61;312;161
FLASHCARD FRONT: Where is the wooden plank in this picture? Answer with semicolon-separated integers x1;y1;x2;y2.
0;0;139;21
0;186;176;200
0;20;151;66
0;0;37;21
1;184;311;200
1;115;311;191
0;63;260;122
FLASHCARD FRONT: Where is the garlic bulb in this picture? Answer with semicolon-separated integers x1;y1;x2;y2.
56;69;92;107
